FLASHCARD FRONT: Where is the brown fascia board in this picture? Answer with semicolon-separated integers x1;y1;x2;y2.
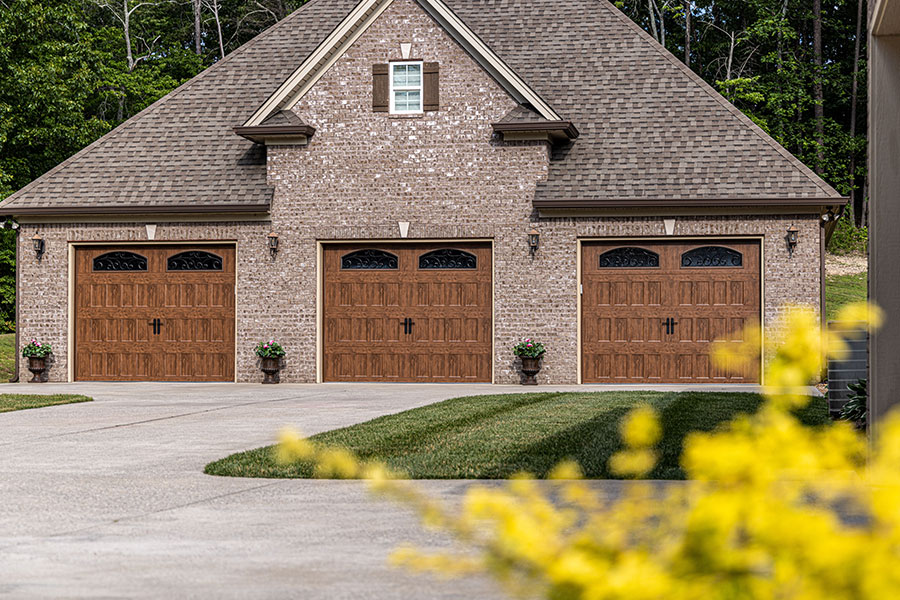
533;197;849;209
233;124;316;144
491;121;580;140
4;203;271;216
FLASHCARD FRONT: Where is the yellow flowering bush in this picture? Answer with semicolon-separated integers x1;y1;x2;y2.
278;301;900;599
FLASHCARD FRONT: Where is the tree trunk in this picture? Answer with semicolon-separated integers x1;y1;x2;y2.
813;0;825;174
684;1;691;66
648;0;659;43
194;0;202;55
210;0;225;60
850;0;864;226
123;0;134;71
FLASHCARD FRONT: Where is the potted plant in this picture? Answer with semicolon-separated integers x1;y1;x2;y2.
255;340;286;384
513;338;545;385
22;339;52;383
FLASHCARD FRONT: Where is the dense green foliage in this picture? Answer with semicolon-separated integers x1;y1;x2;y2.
828;217;868;254
0;0;869;333
204;392;829;480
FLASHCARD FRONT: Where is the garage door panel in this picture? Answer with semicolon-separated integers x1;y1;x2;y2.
582;240;760;384
324;242;491;383
75;245;235;382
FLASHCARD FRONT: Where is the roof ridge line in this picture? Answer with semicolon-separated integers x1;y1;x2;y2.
595;0;842;200
0;0;327;210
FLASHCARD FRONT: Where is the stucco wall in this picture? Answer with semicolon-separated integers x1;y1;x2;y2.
15;0;823;384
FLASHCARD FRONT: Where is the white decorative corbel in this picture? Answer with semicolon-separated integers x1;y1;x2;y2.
398;221;410;238
664;218;675;236
145;224;157;240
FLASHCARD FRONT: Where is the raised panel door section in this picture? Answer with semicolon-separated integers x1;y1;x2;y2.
323;242;492;382
582;240;760;384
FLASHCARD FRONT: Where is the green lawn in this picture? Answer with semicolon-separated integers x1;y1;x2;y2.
825;272;867;321
0;394;92;413
0;333;15;381
205;392;829;481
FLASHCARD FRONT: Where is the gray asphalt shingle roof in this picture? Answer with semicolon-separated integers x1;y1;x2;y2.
0;0;842;215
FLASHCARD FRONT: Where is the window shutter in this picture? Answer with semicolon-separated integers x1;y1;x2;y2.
372;63;389;112
423;62;439;111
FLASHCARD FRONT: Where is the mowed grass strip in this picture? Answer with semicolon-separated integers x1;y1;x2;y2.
825;272;867;321
0;333;15;381
205;392;829;480
0;394;92;413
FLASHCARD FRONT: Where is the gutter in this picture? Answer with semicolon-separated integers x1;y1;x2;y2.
533;197;850;210
3;204;271;217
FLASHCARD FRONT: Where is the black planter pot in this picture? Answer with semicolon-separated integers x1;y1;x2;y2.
260;357;281;384
520;356;543;386
27;356;46;383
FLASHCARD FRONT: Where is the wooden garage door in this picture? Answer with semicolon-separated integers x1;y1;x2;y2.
323;243;492;382
75;245;235;381
582;240;760;383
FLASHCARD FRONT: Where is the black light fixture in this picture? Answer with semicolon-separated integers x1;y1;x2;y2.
528;228;540;257
31;232;44;259
786;225;799;257
267;232;279;257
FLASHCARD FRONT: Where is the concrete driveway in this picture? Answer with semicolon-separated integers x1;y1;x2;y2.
0;382;616;599
0;382;770;598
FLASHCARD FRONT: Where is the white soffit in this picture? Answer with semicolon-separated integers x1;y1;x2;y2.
243;0;561;127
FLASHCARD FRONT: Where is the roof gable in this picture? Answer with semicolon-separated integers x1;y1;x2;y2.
242;0;562;127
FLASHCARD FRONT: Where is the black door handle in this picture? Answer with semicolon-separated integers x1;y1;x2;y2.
148;318;163;335
400;318;416;335
662;317;679;335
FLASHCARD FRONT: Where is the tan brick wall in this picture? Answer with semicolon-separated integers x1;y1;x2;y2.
15;0;823;384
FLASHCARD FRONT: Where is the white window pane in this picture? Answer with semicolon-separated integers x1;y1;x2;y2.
393;65;407;86
406;64;421;86
394;91;408;111
407;90;421;110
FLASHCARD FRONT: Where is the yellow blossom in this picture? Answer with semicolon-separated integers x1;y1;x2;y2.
620;404;661;449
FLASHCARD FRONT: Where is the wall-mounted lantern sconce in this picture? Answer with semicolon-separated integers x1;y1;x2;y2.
528;228;540;257
31;232;44;260
786;225;799;257
267;232;279;257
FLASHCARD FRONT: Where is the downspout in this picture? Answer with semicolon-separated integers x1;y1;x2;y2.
820;214;828;331
9;224;18;382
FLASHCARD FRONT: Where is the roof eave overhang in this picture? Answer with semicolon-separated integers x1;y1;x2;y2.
534;197;848;216
492;121;580;141
233;124;316;145
2;203;272;217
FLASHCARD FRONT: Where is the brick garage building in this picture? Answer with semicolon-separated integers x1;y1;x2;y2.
0;0;845;384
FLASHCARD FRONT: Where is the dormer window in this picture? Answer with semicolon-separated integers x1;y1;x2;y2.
390;61;423;114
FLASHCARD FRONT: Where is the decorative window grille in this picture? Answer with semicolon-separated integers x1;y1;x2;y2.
418;249;477;269
598;247;660;268
341;249;399;270
93;251;148;271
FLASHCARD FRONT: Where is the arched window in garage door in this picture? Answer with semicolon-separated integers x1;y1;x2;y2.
598;247;659;268
92;251;148;271
340;249;399;270
418;248;477;269
167;250;223;271
681;246;743;267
